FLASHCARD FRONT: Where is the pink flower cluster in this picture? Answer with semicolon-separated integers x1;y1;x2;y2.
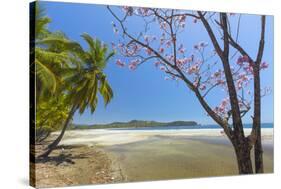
236;55;255;74
175;14;186;28
116;59;125;67
236;73;250;90
122;6;134;16
117;42;142;57
128;59;141;70
236;55;250;66
213;98;230;116
178;44;186;54
136;8;151;16
260;61;269;70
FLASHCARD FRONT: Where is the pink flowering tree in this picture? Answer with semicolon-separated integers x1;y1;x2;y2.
108;6;270;174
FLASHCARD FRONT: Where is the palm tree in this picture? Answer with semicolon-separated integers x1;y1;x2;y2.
39;33;114;158
34;2;82;101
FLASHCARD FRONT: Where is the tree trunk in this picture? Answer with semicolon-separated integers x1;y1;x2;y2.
233;140;253;174
36;130;50;143
254;131;264;173
253;15;266;173
253;60;264;173
38;105;76;158
38;131;51;143
253;68;264;173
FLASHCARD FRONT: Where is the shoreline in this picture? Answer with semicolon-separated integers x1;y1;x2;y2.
36;128;273;187
57;128;273;146
59;128;273;182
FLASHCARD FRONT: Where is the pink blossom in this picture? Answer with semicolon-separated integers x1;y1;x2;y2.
243;65;254;74
199;84;206;91
178;44;185;54
128;64;136;70
193;80;199;87
184;57;193;64
237;55;249;65
214;98;230;116
136;8;150;16
164;76;170;80
166;55;174;62
179;15;186;23
116;59;125;67
145;48;152;55
122;6;134;16
187;65;199;74
260;61;269;70
213;71;221;78
144;35;149;43
160;66;166;71
118;43;124;48
159;47;164;53
128;59;140;70
160;33;166;45
216;79;225;85
160;22;168;29
166;40;172;48
154;61;161;67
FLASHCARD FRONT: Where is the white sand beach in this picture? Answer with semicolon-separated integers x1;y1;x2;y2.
49;128;273;182
56;128;273;146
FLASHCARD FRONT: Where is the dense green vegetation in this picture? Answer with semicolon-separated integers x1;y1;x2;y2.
70;120;198;129
34;3;114;158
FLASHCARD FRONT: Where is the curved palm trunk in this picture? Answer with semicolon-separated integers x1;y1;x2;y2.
38;105;76;158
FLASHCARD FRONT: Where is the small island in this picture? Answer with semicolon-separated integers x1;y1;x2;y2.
70;120;198;130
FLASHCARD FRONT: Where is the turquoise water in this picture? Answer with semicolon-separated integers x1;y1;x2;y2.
109;123;273;131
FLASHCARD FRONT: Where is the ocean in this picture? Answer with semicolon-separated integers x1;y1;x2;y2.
109;123;273;131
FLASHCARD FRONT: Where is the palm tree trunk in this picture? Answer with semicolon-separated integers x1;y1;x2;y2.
38;105;76;158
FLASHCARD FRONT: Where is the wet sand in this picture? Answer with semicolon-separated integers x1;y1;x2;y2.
103;136;273;182
57;128;273;182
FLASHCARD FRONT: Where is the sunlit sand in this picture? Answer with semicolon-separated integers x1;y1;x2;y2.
57;128;273;146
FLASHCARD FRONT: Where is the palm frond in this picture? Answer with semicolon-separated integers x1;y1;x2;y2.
35;59;57;94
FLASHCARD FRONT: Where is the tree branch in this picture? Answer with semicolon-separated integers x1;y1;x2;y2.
256;15;266;65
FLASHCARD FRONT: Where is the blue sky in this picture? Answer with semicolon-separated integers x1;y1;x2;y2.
41;1;274;125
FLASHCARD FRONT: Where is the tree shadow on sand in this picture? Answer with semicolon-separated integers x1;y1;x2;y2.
36;145;92;166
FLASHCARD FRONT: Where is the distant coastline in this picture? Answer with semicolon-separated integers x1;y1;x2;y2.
70;120;198;130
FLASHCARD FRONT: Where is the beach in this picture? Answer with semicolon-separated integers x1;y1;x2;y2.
35;128;273;187
60;128;273;181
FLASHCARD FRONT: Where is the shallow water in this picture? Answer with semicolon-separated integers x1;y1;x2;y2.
103;136;273;182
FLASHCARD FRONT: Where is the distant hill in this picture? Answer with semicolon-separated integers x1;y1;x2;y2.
70;120;198;130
